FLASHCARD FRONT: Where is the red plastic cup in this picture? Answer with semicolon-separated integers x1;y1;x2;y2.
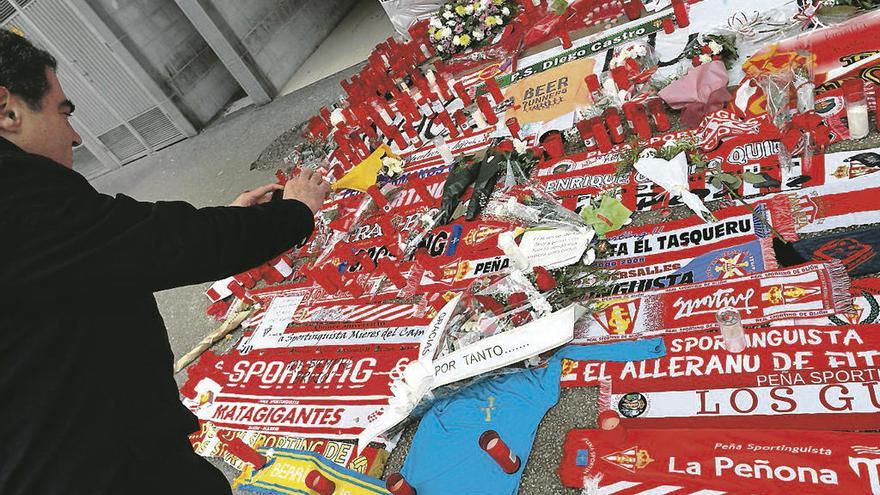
386;472;417;495
305;470;336;495
479;430;521;474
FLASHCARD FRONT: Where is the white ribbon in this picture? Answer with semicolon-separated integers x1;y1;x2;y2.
634;151;713;222
357;299;578;453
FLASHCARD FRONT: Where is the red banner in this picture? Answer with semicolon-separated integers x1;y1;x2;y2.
558;427;880;493
563;324;880;430
573;262;851;343
181;345;416;439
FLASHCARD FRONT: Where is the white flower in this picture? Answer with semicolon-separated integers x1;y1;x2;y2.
502;6;510;15
698;53;712;64
495;15;504;25
513;138;527;154
437;44;445;52
429;17;443;29
381;156;404;177
420;213;435;226
473;29;485;40
443;10;454;19
452;35;461;46
635;45;647;57
708;40;723;55
465;4;474;14
442;27;452;38
329;108;346;127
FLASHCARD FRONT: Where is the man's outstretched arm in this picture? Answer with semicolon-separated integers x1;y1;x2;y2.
0;155;330;302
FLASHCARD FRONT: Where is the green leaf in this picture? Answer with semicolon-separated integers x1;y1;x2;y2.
742;171;766;184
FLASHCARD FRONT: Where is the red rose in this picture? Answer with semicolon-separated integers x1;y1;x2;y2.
495;139;514;153
510;310;532;326
533;266;557;291
508;291;528;307
475;295;505;315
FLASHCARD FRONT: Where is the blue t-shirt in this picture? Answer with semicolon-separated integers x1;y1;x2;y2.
401;339;666;495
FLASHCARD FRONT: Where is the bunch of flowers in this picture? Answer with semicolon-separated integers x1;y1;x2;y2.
428;0;520;58
685;33;739;69
608;41;651;69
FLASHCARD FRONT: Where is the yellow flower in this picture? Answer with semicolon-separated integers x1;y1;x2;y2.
455;4;467;15
459;34;471;46
494;0;503;4
486;16;497;26
434;29;444;40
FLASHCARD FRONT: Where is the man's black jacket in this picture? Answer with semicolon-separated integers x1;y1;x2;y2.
0;138;315;494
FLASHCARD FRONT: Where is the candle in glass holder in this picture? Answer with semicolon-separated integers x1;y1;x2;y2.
716;308;747;353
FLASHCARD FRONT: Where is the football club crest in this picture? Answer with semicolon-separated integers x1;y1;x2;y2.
762;284;820;305
592;299;640;336
707;249;756;279
602;446;654;473
812;237;876;271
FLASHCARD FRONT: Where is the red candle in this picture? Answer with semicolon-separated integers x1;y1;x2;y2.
506;117;521;139
610;66;630;91
477;95;499;125
584;73;600;94
648;98;671;132
483;76;505;104
415;249;444;279
634;103;653;139
386;473;417;495
671;0;690;28
662;16;675;34
224;437;267;469
621;0;642;20
453;80;473;106
479;430;521;474
592;119;613;152
435;73;453;101
542;131;565;158
438;108;459;138
557;17;572;49
604;107;626;144
378;258;407;288
576;119;598;151
305;470;336;495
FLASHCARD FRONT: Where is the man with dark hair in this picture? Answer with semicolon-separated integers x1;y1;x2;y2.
0;30;330;494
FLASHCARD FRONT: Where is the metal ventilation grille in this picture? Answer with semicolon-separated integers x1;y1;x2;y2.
129;108;184;150
98;124;147;163
0;1;15;23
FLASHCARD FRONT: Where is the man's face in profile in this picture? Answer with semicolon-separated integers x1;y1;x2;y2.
12;67;82;168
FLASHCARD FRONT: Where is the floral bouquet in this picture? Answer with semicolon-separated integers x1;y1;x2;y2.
684;33;738;70
428;0;520;58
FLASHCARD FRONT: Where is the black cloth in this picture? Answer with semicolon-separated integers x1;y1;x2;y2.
0;138;315;494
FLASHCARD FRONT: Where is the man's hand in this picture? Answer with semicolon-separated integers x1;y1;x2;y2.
230;183;283;207
284;168;331;214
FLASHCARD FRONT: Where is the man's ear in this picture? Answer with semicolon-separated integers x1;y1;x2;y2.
0;87;21;133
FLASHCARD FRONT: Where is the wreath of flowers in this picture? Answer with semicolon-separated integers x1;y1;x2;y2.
685;33;739;69
428;0;520;58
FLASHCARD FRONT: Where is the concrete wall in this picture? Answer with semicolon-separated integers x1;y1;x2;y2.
209;0;359;94
88;0;241;127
